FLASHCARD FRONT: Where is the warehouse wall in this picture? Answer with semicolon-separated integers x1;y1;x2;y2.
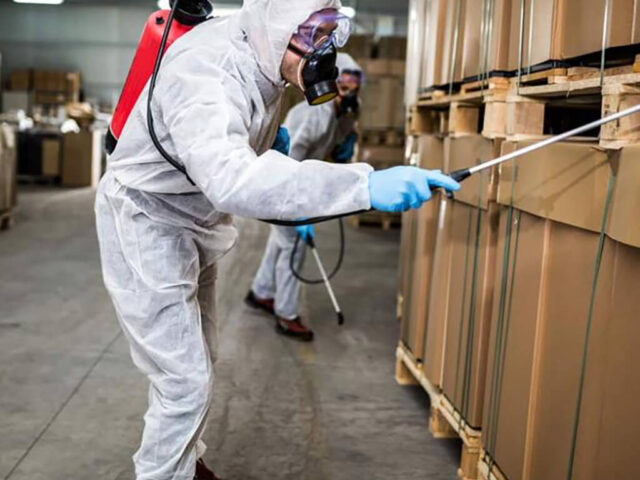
0;3;154;108
0;3;406;107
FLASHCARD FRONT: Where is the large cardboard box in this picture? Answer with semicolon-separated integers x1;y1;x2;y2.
399;136;446;359
420;0;449;89
482;140;640;480
358;145;405;170
62;130;94;187
507;0;640;70
460;0;512;79
342;34;374;59
0;125;17;212
359;77;405;129
9;70;32;91
377;36;407;59
439;136;501;428
437;0;466;85
41;136;61;178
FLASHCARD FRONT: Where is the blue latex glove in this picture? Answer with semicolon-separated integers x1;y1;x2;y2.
272;126;290;155
295;224;315;242
331;132;358;163
368;167;460;213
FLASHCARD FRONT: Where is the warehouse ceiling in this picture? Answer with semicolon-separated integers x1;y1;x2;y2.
59;0;408;16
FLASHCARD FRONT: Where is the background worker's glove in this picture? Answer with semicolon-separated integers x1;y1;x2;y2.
272;126;290;155
368;167;460;213
331;132;358;163
295;224;315;242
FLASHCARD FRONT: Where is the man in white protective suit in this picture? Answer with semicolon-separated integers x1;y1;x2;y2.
246;53;364;342
95;0;459;478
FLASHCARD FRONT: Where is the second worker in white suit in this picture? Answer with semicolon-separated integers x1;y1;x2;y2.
246;53;364;342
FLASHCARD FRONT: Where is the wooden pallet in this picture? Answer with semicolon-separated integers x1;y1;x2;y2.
17;175;59;186
413;63;640;146
461;76;511;94
361;128;405;147
349;211;400;231
0;210;13;231
418;88;449;102
395;343;482;480
510;67;568;87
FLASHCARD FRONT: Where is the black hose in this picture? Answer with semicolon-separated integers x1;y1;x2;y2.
289;219;345;284
147;1;196;185
146;2;365;225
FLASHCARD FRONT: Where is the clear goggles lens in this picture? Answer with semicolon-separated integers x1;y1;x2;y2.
295;10;352;52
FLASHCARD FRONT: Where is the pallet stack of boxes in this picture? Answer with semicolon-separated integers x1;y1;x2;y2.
397;1;640;479
342;35;408;229
0;124;17;230
3;69;100;188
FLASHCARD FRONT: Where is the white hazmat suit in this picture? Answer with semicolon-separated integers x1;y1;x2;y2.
251;54;362;320
95;2;372;479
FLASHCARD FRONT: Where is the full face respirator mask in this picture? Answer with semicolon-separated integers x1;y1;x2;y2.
296;41;340;106
288;9;353;106
337;92;360;117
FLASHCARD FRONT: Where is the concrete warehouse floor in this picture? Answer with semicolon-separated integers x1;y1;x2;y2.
0;186;461;480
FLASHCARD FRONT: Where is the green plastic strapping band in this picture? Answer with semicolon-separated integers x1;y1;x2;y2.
462;207;484;421
489;210;521;460
565;170;616;480
487;165;520;467
401;212;418;345
452;205;475;429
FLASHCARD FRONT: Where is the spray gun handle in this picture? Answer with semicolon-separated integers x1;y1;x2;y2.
429;168;472;199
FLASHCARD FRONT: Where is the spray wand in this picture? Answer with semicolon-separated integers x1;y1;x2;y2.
446;102;640;185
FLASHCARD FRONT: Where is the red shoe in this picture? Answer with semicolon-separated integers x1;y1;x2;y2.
245;290;275;315
195;459;222;480
276;316;314;342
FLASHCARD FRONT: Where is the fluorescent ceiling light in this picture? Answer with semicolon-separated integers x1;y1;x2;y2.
157;0;239;16
13;0;64;4
340;6;356;18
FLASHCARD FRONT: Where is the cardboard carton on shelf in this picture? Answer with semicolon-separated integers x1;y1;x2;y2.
358;144;405;168
377;36;407;59
460;0;512;79
9;69;33;91
482;139;640;480
62;129;94;187
359;76;405;130
399;135;446;360
419;0;449;90
438;135;501;429
341;34;374;59
507;0;640;70
41;136;61;178
0;125;17;212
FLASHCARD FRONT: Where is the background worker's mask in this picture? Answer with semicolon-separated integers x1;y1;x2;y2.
337;93;359;117
288;8;352;106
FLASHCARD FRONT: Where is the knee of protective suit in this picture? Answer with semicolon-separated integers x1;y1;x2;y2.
157;368;214;412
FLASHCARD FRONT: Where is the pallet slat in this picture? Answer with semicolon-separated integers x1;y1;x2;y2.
395;343;482;480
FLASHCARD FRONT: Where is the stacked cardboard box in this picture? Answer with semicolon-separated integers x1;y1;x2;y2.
399;1;640;478
16;130;62;180
350;36;407;132
3;69;81;114
507;0;640;70
62;129;96;187
399;135;446;359
482;139;640;479
0;125;17;213
408;0;640;93
438;136;500;427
